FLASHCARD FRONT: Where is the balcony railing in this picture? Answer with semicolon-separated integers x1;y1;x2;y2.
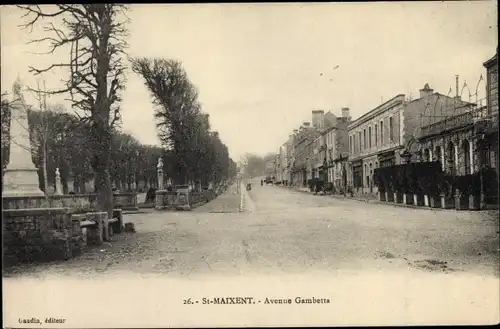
420;107;492;138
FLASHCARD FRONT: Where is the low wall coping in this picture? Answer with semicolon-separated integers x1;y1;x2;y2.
114;192;138;196
54;193;97;198
2;207;70;216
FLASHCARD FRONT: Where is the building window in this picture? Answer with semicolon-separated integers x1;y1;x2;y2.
389;116;393;143
358;132;362;152
363;129;367;150
375;124;378;146
349;135;352;154
368;126;372;148
380;121;384;145
353;134;355;153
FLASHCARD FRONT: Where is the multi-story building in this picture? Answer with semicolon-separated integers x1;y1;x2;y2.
308;109;339;181
281;134;294;185
288;109;349;187
482;52;499;175
287;130;297;185
417;54;498;207
348;94;406;195
310;108;351;188
411;81;474;172
329;108;351;189
293;122;319;186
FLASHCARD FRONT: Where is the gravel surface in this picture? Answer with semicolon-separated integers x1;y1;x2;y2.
4;180;499;279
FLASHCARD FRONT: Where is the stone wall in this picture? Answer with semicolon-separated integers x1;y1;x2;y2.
3;193;136;213
155;190;209;210
3;208;73;266
155;190;176;210
113;192;138;211
2;194;97;212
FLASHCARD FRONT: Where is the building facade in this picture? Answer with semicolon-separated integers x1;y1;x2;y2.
322;108;351;188
416;56;498;207
348;94;406;195
482;52;499;179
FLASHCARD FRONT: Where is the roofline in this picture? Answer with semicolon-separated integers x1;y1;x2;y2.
349;94;405;129
483;53;498;68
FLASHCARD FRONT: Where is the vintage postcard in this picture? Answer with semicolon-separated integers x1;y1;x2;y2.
2;2;499;327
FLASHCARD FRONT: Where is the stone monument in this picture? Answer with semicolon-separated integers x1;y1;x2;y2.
157;157;164;190
2;77;44;197
54;168;63;196
2;77;74;265
155;157;170;210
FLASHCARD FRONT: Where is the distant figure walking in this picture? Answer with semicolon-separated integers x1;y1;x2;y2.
145;187;157;203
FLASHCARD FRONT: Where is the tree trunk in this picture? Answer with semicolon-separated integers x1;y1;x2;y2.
95;166;113;217
42;142;48;195
90;125;114;217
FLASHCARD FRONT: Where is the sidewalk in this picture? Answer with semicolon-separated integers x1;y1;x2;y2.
193;183;240;213
290;186;498;214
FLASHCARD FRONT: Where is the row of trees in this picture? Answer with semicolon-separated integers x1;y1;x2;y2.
1;97;164;193
1;89;237;194
240;153;277;177
131;57;237;186
11;5;236;216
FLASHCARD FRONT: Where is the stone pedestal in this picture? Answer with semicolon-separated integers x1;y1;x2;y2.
469;195;480;210
175;185;191;210
424;195;430;207
113;192;139;211
155;189;175;210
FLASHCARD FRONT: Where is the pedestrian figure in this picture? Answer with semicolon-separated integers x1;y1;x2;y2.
145;187;157;203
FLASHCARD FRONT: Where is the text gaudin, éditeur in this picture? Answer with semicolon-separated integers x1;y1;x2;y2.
18;317;66;325
183;296;331;305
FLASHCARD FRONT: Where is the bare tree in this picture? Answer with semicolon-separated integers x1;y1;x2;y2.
27;80;52;193
18;4;129;216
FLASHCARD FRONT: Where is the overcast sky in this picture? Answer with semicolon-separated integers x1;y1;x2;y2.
1;2;497;161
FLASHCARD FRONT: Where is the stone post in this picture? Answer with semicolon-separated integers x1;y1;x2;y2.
2;77;44;197
54;168;63;196
131;173;137;191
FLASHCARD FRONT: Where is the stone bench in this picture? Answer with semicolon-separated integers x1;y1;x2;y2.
71;209;124;245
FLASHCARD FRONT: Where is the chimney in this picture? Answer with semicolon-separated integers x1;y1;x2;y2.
341;107;350;119
303;122;311;127
454;75;461;100
293;129;298;134
312;110;325;129
419;83;434;98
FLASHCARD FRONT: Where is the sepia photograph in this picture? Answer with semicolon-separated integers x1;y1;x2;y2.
1;2;499;327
